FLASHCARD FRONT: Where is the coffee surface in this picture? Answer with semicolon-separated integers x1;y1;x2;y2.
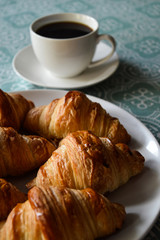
36;21;93;39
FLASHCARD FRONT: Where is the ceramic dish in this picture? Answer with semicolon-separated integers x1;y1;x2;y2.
12;42;119;89
8;89;160;240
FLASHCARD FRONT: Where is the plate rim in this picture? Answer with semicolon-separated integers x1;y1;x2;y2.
10;88;160;145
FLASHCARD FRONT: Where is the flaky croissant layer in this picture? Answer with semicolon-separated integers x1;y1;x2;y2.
24;91;130;144
0;186;126;240
28;130;145;194
0;89;34;130
0;127;56;177
0;178;27;220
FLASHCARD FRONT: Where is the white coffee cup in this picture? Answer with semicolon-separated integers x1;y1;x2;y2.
30;13;116;78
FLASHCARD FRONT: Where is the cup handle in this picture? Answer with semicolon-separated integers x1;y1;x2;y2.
89;34;116;68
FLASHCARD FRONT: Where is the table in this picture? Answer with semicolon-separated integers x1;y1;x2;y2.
0;0;160;239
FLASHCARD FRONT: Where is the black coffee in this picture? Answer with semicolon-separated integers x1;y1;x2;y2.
36;21;93;39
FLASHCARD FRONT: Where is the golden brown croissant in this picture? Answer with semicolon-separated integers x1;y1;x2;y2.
28;130;144;194
24;90;130;144
0;127;56;177
0;89;34;130
0;178;27;220
0;186;126;239
0;221;5;231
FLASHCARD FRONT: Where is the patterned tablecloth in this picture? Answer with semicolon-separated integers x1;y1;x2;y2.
0;0;160;239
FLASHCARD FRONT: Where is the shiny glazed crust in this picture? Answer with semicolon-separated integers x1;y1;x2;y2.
29;130;144;194
0;127;56;177
0;178;27;220
0;89;34;130
24;91;130;144
0;186;126;240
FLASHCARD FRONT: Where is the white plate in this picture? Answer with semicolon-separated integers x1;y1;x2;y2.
8;89;160;240
12;42;119;89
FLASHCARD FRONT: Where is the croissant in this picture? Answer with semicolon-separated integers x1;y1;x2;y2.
0;89;34;130
0;186;126;239
24;90;130;144
0;127;56;177
28;130;144;194
0;221;4;231
0;178;27;220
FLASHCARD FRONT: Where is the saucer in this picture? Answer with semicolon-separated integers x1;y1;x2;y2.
12;42;119;89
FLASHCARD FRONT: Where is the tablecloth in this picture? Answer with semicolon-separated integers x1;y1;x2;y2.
0;0;160;239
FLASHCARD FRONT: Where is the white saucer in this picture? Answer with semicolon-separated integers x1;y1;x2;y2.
12;42;119;89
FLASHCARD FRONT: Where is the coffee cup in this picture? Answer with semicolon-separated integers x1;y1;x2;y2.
30;13;116;78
